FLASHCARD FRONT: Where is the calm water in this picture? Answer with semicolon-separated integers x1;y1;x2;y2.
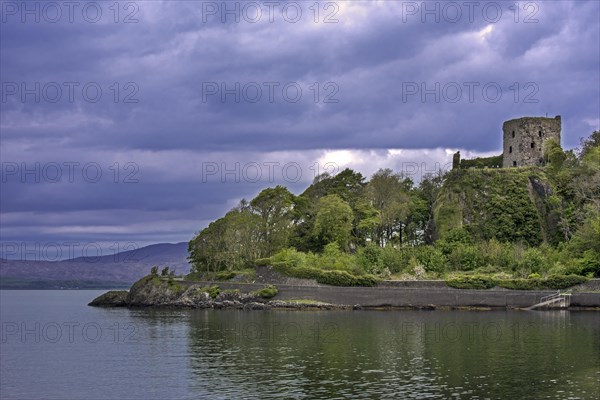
1;291;599;399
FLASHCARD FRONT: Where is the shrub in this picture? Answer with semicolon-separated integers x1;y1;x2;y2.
446;275;496;289
215;271;236;281
316;270;380;287
317;270;356;286
514;248;546;277
353;273;381;287
419;247;446;273
437;227;472;255
448;274;588;290
270;248;306;268
253;285;278;299
356;243;383;274
446;244;486;271
254;258;271;266
496;278;541;290
201;285;220;299
167;279;184;294
577;250;600;277
543;274;588;289
272;263;380;287
380;246;407;273
184;271;203;281
272;262;313;279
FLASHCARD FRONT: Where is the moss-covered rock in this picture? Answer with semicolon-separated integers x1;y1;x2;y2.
433;168;561;245
125;275;184;306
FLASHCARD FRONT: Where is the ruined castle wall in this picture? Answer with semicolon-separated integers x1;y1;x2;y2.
502;116;561;168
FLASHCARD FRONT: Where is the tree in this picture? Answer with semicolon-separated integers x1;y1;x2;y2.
364;169;411;246
188;207;262;274
313;194;354;250
250;186;295;256
291;169;366;252
544;138;566;170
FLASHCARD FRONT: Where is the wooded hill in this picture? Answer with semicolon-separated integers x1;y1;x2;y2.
188;132;599;281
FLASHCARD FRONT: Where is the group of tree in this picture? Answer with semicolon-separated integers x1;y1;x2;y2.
188;131;599;278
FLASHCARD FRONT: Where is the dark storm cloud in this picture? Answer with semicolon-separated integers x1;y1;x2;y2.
1;1;599;255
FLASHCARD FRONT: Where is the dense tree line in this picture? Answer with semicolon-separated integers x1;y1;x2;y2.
188;132;599;279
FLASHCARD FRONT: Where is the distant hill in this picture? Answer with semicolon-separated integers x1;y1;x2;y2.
0;242;190;289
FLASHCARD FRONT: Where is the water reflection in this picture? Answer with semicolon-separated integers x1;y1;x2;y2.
184;310;599;399
1;291;598;399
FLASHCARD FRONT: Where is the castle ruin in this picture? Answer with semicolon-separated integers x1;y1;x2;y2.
502;116;561;168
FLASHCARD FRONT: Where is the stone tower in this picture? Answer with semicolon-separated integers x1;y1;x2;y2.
502;116;561;168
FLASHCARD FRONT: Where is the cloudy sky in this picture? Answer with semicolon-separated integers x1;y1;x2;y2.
1;0;599;259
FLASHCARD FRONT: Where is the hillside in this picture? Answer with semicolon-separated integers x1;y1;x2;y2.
433;167;560;245
0;242;190;288
188;131;599;281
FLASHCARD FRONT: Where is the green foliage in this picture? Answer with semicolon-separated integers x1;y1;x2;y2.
215;271;236;281
253;285;278;299
495;278;542;290
201;285;221;299
186;131;598;287
188;208;263;273
460;154;503;169
446;275;497;289
150;266;158;276
254;258;271;266
544;139;566;170
291;168;366;253
270;247;317;269
446;244;486;271
319;243;358;272
447;274;588;290
566;207;600;277
436;227;473;256
365;168;413;246
167;278;184;294
250;186;295;255
184;271;203;281
512;248;546;277
270;261;380;287
434;169;544;246
578;250;600;278
317;270;380;286
542;275;588;289
161;266;169;276
356;243;384;274
313;194;354;250
419;247;446;273
379;246;407;273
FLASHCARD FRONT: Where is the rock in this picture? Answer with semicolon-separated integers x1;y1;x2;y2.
244;302;270;310
88;290;128;307
89;274;351;311
125;275;184;307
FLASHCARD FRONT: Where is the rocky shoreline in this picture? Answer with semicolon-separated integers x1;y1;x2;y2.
88;275;348;310
89;274;600;311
